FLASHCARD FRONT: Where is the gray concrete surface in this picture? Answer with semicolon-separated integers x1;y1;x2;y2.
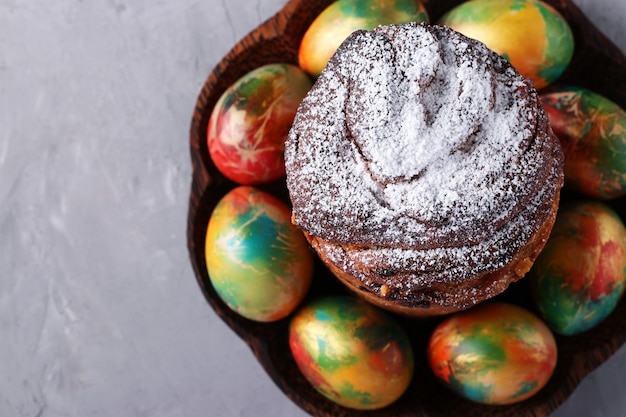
0;0;624;416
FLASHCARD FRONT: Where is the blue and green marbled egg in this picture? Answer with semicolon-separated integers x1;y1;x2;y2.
205;186;314;322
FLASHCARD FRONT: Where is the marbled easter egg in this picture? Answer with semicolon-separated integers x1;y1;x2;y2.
299;0;429;77
439;0;574;89
529;201;626;335
289;295;414;410
541;85;626;199
207;63;312;185
205;186;314;322
427;302;557;405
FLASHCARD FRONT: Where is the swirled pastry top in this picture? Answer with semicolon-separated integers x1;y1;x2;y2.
285;23;563;252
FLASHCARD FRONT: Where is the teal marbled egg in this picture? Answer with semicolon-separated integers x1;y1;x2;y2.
205;186;314;322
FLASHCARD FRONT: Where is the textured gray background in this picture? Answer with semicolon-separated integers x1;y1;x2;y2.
1;0;624;416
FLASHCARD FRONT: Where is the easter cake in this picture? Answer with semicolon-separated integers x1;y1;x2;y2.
284;22;565;317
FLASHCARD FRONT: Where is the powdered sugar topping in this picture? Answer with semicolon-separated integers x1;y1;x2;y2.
285;23;560;253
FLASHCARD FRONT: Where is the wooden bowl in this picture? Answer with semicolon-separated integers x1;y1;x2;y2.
187;0;626;415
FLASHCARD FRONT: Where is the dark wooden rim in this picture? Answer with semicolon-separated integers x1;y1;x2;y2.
187;1;626;416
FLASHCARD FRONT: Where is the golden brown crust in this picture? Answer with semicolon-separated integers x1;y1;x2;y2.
308;188;561;317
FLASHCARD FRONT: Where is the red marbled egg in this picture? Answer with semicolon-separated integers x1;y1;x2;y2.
541;85;626;199
427;302;557;405
529;201;626;335
208;63;312;185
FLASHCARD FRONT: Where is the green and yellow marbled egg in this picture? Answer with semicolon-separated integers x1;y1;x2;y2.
439;0;574;89
289;295;414;410
299;0;429;77
428;302;557;405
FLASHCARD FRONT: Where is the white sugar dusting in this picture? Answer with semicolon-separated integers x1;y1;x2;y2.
284;21;563;298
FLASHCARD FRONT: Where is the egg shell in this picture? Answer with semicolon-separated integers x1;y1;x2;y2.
205;186;314;322
289;295;414;410
298;0;429;78
427;302;557;405
529;201;626;335
540;85;626;199
207;63;313;185
439;0;574;90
